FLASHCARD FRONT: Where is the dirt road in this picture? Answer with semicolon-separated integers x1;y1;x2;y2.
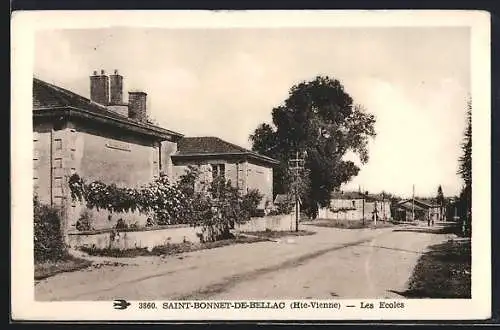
35;223;453;301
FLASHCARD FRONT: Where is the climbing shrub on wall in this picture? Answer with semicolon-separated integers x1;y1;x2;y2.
68;170;263;242
68;173;188;225
76;209;94;231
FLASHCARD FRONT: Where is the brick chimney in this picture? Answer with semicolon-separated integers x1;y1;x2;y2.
128;91;147;122
90;69;109;105
109;69;123;105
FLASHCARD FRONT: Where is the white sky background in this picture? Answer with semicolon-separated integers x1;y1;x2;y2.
34;27;470;198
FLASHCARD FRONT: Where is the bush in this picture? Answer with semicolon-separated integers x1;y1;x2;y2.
243;189;264;217
269;203;293;216
179;171;263;242
76;209;94;231
115;218;128;230
34;196;66;262
145;217;156;227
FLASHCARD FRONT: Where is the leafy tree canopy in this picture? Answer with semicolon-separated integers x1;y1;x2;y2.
457;97;472;236
250;76;376;216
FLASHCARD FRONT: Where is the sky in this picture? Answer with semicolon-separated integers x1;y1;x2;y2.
34;27;470;198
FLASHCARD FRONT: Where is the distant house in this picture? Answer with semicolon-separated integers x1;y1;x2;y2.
317;191;392;221
171;136;280;209
394;199;442;222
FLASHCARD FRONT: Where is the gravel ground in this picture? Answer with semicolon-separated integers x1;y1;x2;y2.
35;223;453;301
211;226;452;299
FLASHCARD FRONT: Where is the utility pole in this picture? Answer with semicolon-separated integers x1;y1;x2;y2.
362;188;365;226
289;151;306;232
412;184;415;222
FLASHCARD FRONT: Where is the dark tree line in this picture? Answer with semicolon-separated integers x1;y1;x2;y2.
457;97;472;236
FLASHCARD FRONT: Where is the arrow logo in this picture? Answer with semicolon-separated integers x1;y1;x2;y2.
113;299;131;310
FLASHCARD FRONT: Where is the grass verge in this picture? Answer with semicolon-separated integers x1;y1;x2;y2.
402;238;471;298
35;254;93;280
392;223;463;235
307;219;396;229
79;234;269;258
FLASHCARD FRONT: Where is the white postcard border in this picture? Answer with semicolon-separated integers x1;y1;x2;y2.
11;10;491;321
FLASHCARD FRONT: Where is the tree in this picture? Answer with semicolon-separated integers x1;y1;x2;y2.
177;167;263;242
457;97;472;236
436;185;445;221
250;76;376;218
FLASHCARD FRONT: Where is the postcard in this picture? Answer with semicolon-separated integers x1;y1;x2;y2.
11;9;491;321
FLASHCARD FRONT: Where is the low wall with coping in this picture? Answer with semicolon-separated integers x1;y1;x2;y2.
67;224;201;250
67;213;296;250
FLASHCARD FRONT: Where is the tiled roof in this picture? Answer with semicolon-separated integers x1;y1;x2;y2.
414;198;440;207
330;191;366;200
32;77;183;139
174;136;280;165
330;191;390;202
177;136;249;154
366;193;391;202
397;199;439;209
330;191;389;202
33;77;110;111
397;200;428;211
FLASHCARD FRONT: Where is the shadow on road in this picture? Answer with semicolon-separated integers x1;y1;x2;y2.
357;245;423;254
175;236;377;300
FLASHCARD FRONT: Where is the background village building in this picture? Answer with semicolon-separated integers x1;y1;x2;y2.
171;136;279;210
317;191;392;221
394;199;443;222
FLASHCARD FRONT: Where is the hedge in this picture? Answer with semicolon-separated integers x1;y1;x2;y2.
34;196;66;262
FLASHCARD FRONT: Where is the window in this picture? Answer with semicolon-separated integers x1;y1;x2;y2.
53;158;63;168
211;164;225;180
352;200;356;207
54;139;62;150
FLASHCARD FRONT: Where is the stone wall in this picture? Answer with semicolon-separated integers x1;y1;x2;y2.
68;214;296;250
235;214;296;232
160;140;177;178
33;122;53;205
245;161;273;208
68;203;148;233
318;200;392;221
